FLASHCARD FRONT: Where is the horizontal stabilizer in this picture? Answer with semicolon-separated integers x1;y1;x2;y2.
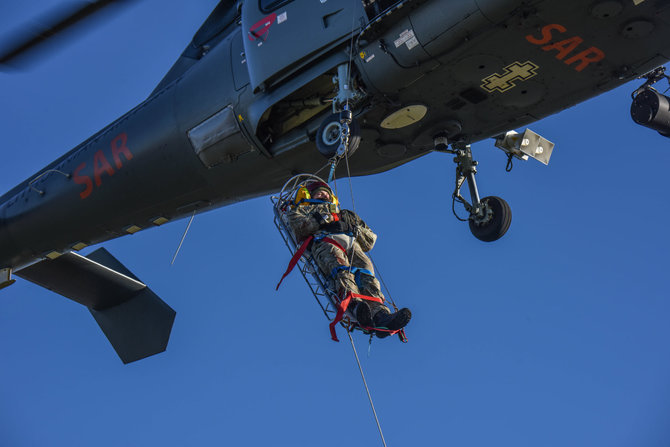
16;248;176;363
89;287;176;364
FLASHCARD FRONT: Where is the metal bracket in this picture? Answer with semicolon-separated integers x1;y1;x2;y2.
332;63;363;112
494;129;555;165
632;66;670;98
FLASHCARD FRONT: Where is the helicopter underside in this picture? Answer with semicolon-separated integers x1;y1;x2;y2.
251;0;670;179
3;0;670;268
1;0;670;363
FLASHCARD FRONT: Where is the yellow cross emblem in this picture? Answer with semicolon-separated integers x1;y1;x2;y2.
481;61;539;93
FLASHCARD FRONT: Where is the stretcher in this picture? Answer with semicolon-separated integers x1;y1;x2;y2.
272;174;406;342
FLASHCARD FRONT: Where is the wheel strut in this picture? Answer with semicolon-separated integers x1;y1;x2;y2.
452;145;483;217
435;137;512;242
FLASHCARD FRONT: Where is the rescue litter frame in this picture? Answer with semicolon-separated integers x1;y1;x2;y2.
272;173;407;343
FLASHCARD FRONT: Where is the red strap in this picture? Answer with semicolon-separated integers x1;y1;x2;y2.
321;236;346;254
277;234;396;342
276;234;349;290
276;235;313;290
329;292;383;342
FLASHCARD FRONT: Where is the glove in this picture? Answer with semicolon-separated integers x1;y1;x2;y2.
311;211;331;226
321;220;353;234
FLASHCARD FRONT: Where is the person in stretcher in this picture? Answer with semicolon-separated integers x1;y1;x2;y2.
286;181;411;337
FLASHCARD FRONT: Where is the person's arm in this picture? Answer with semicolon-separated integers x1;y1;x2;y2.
356;222;377;252
340;209;377;251
287;206;327;241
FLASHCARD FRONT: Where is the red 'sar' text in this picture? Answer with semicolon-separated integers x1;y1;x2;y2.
73;132;133;199
525;24;605;72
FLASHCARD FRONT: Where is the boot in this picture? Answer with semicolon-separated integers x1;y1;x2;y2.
354;300;374;328
372;307;411;338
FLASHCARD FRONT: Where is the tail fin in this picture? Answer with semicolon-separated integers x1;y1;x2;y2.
16;248;176;364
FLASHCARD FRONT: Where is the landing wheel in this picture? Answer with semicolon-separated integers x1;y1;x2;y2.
469;196;512;242
316;113;361;158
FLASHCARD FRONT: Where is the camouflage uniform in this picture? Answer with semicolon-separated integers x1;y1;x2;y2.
287;202;386;304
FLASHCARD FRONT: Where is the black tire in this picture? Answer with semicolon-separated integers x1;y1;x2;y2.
468;196;512;242
316;113;361;158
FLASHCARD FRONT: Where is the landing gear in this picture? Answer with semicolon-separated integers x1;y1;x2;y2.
436;137;512;242
468;196;511;242
316;112;361;158
315;62;365;159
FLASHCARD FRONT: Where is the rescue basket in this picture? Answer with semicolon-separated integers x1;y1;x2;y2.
272;174;407;342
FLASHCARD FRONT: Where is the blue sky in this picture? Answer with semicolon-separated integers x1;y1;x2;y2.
1;1;670;446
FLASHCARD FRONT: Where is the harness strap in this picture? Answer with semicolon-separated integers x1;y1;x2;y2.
277;233;351;290
329;288;407;342
294;198;331;206
330;265;374;286
330;292;383;342
276;230;404;341
276;235;313;290
319;236;347;253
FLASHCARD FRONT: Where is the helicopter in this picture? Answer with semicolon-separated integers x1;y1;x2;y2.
2;0;670;363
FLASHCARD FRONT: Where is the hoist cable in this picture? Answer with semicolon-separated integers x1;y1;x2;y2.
369;257;398;311
343;144;357;215
284;7;394;441
314;160;334;178
341;135;359;300
347;330;388;447
345;0;358;112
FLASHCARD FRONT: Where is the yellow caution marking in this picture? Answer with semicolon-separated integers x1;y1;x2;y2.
124;225;142;234
72;242;88;251
46;251;63;260
152;217;169;226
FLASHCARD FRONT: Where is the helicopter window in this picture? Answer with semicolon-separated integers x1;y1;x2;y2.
188;106;254;168
259;0;293;12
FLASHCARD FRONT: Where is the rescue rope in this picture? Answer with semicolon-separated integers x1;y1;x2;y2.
314;159;335;178
342;142;358;215
347;330;388;447
275;8;402;442
330;84;401;318
344;10;390;446
346;0;358;112
369;257;399;312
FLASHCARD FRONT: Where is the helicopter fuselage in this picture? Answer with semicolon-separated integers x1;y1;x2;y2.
2;0;669;269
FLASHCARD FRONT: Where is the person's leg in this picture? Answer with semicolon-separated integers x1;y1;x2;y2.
351;245;412;335
351;246;384;300
312;241;358;296
312;241;373;325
